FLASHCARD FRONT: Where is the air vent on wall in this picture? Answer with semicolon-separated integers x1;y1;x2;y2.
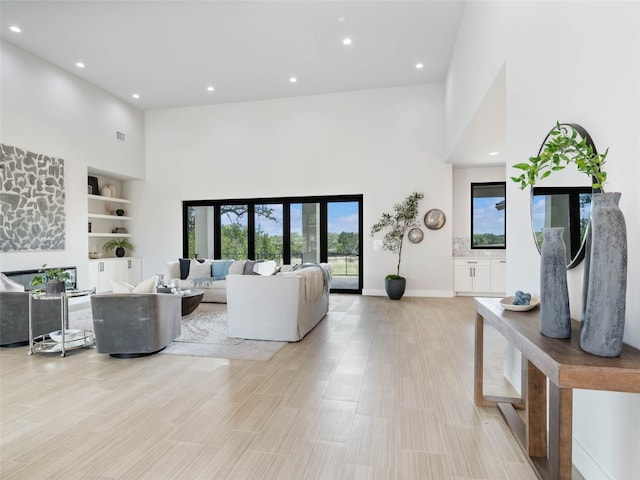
116;131;126;143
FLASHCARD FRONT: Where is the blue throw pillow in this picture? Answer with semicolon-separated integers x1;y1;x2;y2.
211;260;234;280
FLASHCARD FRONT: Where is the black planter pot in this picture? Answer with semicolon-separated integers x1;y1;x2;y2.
115;247;125;258
45;280;66;296
385;277;406;300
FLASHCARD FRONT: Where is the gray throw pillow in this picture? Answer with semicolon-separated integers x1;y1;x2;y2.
243;260;256;275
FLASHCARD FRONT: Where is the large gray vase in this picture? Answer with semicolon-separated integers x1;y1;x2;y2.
580;192;627;357
540;227;571;338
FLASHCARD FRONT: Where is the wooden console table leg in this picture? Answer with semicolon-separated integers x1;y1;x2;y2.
527;361;547;458
474;313;485;406
549;383;573;480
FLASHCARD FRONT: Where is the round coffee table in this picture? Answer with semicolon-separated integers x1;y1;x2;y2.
181;289;204;316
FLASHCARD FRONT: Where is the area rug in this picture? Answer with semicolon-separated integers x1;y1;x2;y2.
68;303;286;361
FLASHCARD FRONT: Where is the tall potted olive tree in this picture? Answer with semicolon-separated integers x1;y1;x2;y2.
370;192;424;300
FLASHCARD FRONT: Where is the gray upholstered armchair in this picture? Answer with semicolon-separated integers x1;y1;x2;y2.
91;293;181;357
0;292;67;346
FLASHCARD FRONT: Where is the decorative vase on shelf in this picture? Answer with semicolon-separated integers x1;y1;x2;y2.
100;185;112;197
539;227;571;338
580;192;627;357
115;247;125;258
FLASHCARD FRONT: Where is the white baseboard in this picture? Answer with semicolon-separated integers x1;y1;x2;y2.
455;291;504;297
361;289;454;298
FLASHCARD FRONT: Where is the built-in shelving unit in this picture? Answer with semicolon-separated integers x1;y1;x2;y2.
86;172;141;292
87;187;132;244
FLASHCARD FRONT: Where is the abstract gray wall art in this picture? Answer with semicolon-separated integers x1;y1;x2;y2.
1;143;66;252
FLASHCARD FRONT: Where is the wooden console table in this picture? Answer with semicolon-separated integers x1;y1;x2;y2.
474;297;640;480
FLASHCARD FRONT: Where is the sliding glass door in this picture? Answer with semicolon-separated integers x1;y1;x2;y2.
220;204;248;259
183;195;363;293
254;203;283;264
290;202;320;265
327;201;359;291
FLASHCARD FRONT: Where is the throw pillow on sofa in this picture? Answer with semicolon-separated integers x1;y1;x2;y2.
228;260;245;276
0;273;25;292
110;276;156;294
187;259;212;280
253;260;277;276
111;278;134;293
178;257;208;279
133;276;157;293
243;260;257;275
212;260;234;280
178;258;191;280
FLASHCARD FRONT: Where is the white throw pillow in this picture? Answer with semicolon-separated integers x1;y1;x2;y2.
228;260;245;276
111;278;134;294
187;259;212;280
254;260;277;276
133;276;156;294
0;273;25;292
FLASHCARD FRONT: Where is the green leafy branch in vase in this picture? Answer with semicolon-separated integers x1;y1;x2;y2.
511;122;608;191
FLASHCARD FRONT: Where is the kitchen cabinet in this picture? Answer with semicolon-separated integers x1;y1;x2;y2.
454;258;505;296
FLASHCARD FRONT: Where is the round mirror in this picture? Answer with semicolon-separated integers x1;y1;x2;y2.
530;123;596;269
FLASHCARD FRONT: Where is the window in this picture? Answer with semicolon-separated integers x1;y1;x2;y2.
183;195;363;293
220;204;249;260
471;182;506;249
254;204;283;263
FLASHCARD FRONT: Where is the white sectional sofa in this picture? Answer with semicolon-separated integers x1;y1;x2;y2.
165;259;276;303
226;263;332;342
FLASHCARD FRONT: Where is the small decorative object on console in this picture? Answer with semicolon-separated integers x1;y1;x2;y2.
512;290;531;305
500;295;540;312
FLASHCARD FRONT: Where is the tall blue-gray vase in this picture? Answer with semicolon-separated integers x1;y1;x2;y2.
580;192;627;357
540;227;571;338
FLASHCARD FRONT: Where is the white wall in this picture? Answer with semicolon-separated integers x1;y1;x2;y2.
0;40;145;285
140;84;454;296
447;2;640;479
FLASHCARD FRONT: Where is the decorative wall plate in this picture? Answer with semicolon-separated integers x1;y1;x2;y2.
424;209;446;230
407;227;424;244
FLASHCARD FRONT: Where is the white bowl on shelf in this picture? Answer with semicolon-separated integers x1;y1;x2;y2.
48;329;83;343
500;296;540;312
89;252;103;259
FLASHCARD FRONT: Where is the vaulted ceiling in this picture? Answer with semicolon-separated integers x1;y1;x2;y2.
1;1;466;110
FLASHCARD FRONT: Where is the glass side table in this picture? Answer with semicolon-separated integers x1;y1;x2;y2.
28;288;96;357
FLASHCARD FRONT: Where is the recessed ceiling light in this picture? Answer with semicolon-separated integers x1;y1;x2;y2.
343;37;352;46
9;25;21;33
489;151;500;156
75;62;85;68
415;63;424;69
337;16;346;23
132;93;140;99
289;77;297;83
207;86;214;92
